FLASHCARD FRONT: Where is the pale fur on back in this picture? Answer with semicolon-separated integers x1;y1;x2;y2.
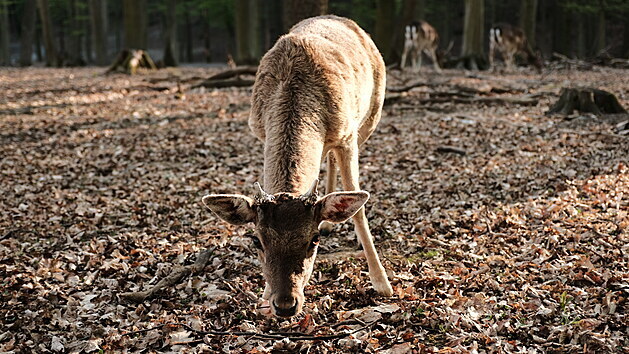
249;15;386;194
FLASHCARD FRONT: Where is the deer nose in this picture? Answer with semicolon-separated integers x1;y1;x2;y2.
272;295;298;317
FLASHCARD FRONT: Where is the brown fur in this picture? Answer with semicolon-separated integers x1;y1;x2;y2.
489;23;542;71
400;20;441;71
250;15;385;194
203;15;392;318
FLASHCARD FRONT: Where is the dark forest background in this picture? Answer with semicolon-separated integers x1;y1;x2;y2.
0;0;628;67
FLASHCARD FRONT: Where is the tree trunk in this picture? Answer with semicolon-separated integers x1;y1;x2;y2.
123;0;147;49
415;0;425;20
0;0;10;65
201;8;211;62
553;2;569;56
20;0;37;66
374;0;395;63
519;0;537;48
577;11;586;58
235;0;262;65
89;0;109;65
163;0;177;66
461;0;484;69
67;0;85;65
388;0;416;65
184;7;192;62
37;0;59;66
594;0;605;54
264;0;283;51
282;0;327;32
35;25;43;62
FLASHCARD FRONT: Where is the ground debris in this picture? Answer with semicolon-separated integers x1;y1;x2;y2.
0;66;627;353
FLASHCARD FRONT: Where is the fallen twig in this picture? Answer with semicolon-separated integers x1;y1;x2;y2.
120;319;380;342
436;145;467;155
121;248;213;303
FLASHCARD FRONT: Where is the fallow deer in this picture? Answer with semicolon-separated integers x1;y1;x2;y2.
400;20;442;72
489;23;542;71
202;15;393;318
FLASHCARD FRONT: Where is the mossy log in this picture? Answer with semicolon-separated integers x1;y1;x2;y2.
546;87;627;115
105;49;157;75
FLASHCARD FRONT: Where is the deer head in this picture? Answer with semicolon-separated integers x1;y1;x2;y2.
202;180;369;317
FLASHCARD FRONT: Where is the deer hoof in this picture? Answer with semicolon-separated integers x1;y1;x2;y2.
371;275;393;296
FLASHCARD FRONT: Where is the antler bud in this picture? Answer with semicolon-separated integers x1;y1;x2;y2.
300;179;319;204
254;182;274;203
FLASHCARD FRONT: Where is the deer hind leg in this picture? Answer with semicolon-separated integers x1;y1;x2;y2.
505;51;515;71
319;152;337;236
335;144;393;296
427;48;441;72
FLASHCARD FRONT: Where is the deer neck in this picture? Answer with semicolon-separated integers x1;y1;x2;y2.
263;123;324;195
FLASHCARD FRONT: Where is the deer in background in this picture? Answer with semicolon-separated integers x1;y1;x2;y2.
202;15;393;318
489;23;543;71
400;20;442;72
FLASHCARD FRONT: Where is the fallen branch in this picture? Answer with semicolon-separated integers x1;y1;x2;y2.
436;145;467;155
207;66;258;80
192;78;255;89
121;319;380;342
121;248;213;303
387;79;449;93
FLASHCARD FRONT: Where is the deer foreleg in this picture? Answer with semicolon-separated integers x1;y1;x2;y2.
319;152;337;236
489;42;496;71
335;145;393;296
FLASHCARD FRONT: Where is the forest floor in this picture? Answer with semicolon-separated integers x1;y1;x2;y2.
0;65;627;353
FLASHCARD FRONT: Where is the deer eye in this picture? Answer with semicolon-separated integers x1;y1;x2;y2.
251;237;263;250
309;233;320;250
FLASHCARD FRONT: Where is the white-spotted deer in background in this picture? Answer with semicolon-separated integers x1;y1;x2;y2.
400;20;442;72
489;23;543;72
202;15;393;318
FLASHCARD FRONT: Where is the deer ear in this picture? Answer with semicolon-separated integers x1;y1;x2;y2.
317;191;370;223
202;194;256;225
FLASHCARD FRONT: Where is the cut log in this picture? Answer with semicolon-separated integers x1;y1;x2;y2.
105;49;158;75
546;87;627;115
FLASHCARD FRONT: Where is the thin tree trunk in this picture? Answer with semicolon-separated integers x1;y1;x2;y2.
89;0;108;65
37;0;59;66
247;0;261;61
519;0;537;48
264;0;283;51
462;0;484;57
594;0;606;54
184;7;192;62
163;0;177;66
0;0;10;65
202;8;211;62
375;0;395;63
123;0;147;49
282;0;327;33
415;0;425;20
85;5;93;63
577;11;585;58
35;24;43;61
68;0;84;65
20;0;37;66
389;0;416;64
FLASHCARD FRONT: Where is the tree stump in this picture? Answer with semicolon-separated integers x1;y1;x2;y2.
105;49;158;75
546;87;627;115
